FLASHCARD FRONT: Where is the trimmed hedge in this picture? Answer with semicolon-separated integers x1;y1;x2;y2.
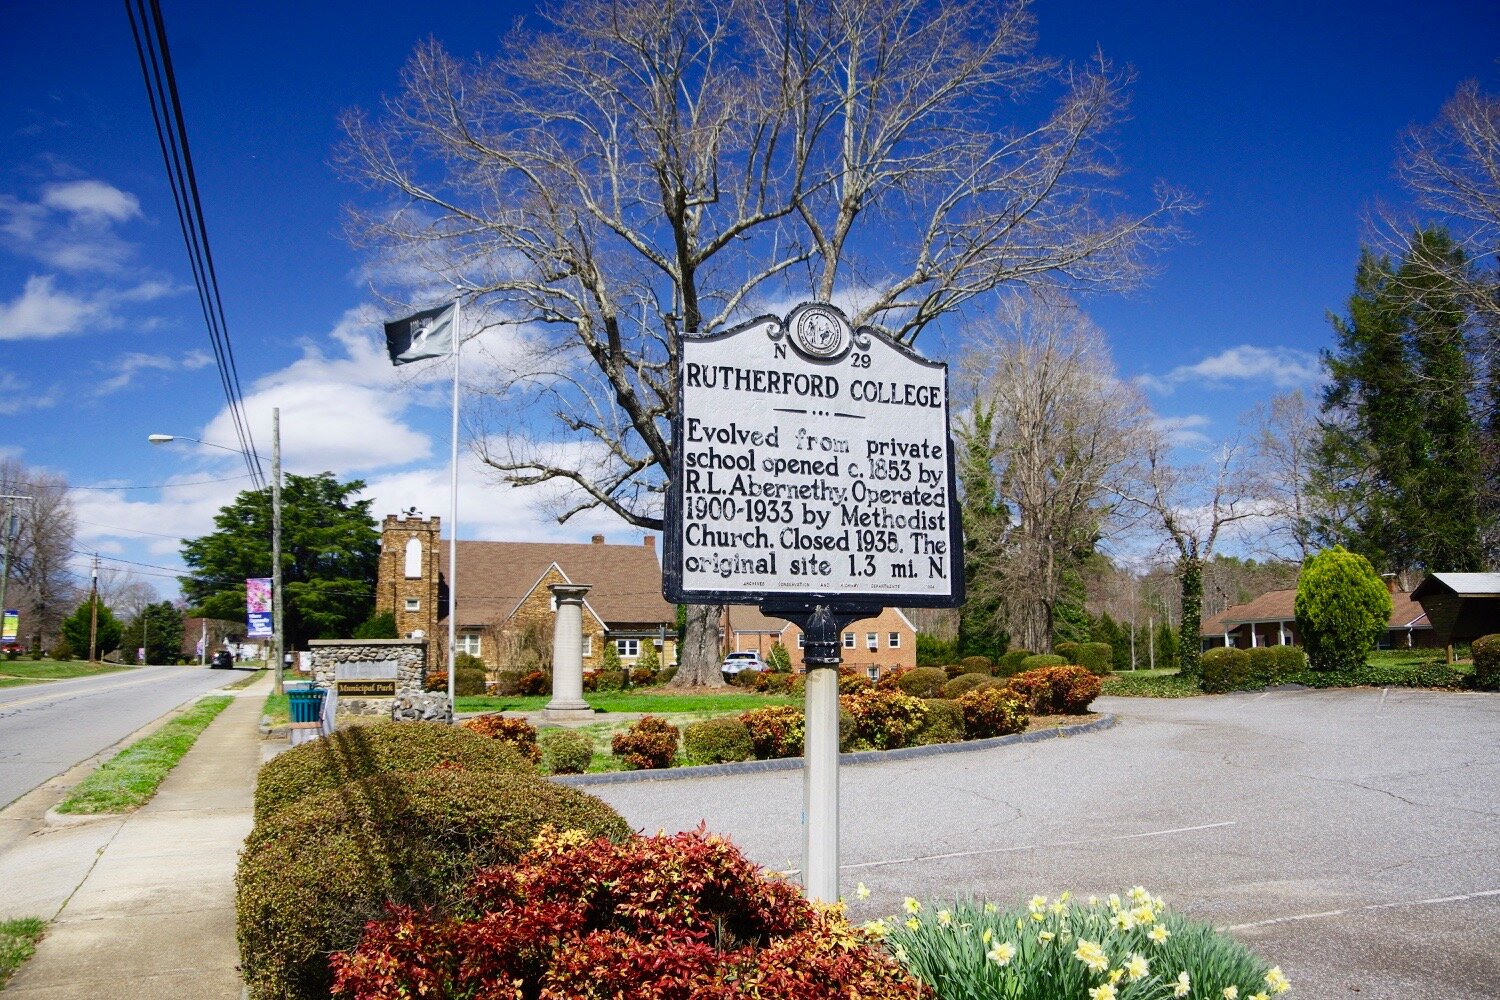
1202;645;1308;693
236;767;630;1000
1473;634;1500;691
252;722;533;824
683;717;755;764
611;715;680;769
1071;641;1114;675
1004;666;1102;714
954;686;1028;738
1019;653;1067;672
896;666;948;698
1200;647;1252;693
840;688;927;750
1247;645;1306;685
913;698;965;745
740;705;804;759
957;655;995;675
942;672;991;699
538;728;594;774
492;670;525;696
996;649;1033;676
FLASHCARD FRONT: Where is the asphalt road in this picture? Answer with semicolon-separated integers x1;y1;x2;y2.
590;687;1500;999
0;665;244;809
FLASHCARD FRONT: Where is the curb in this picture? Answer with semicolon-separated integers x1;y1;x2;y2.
553;713;1117;787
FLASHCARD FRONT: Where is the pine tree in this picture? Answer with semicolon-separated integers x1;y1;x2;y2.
61;597;121;659
956;400;1010;658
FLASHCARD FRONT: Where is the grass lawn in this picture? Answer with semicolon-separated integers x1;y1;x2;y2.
262;692;289;726
223;668;266;690
0;677;42;688
0;660;132;681
56;696;233;814
0;918;45;989
1100;669;1202;698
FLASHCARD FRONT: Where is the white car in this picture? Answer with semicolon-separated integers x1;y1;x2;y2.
720;651;766;677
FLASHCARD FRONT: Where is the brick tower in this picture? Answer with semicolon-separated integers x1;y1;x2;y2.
376;512;441;639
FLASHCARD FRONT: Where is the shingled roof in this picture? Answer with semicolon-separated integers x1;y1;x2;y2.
1199;587;1429;635
438;537;674;629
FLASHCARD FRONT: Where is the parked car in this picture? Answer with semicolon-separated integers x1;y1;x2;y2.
210;649;235;669
720;651;765;678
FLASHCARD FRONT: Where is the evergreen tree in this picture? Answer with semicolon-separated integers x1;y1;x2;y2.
1153;619;1179;672
119;601;184;665
1319;229;1484;573
61;597;121;659
956;400;1010;658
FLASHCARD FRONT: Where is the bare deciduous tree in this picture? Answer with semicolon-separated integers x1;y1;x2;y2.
959;296;1149;652
1247;389;1326;562
0;459;76;650
340;0;1189;684
1120;433;1265;675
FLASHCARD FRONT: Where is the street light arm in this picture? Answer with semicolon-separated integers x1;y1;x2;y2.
148;433;263;462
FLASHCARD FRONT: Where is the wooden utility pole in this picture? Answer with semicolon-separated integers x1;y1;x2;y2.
89;553;100;663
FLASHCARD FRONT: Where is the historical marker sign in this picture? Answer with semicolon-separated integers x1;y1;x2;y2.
664;303;963;609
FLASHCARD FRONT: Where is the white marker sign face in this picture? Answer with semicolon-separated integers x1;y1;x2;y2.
671;304;958;603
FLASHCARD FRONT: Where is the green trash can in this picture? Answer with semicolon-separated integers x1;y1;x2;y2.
287;686;326;724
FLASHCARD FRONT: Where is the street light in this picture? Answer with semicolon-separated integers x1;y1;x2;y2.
150;408;284;695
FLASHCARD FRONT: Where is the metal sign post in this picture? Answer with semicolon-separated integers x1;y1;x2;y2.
664;302;962;903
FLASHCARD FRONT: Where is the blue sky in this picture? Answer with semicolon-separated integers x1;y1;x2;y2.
2;0;1497;598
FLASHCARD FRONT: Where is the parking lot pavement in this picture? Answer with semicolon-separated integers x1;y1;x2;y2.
590;687;1500;999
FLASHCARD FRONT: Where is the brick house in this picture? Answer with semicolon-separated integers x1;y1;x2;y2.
1199;585;1436;651
375;513;678;673
722;605;917;677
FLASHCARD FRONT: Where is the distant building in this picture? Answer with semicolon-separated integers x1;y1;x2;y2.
375;513;678;672
1411;573;1500;652
179;617;244;661
1199;583;1435;651
722;605;917;678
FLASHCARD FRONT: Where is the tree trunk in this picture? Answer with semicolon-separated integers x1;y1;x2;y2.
1177;557;1203;677
668;603;727;688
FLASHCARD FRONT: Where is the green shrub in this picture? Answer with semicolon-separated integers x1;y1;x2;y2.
1246;645;1305;686
896;666;948;698
957;655;994;675
237;767;630;1000
1071;641;1114;675
455;668;487;696
252;722;532;823
51;636;75;661
601;642;622;671
683;717;755;764
915;632;958;666
954;686;1028;738
454;651;484;672
941;672;991;699
740;705;804;759
462;714;540;762
912;698;965;745
629;667;656;686
1053;641;1079;663
767;641;791;672
997;648;1033;676
840;688;928;749
1019;653;1067;672
1295;545;1392;672
611;715;679;769
1200;646;1253;693
1472;634;1500;691
636;641;660;672
492;670;525;696
538;728;595;774
838;668;873;695
657;666;678;685
352;611;397;639
594;669;625;692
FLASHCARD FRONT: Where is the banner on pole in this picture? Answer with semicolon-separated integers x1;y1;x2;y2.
1;609;16;644
246;577;273;638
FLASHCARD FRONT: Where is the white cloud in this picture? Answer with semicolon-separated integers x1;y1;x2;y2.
1138;345;1324;395
0;373;59;415
96;352;178;394
0;275;99;339
1152;413;1212;447
40;180;141;223
181;349;212;370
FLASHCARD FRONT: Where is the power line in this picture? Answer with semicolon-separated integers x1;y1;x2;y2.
24;474;258;492
124;0;264;490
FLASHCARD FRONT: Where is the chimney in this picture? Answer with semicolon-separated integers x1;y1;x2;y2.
643;535;655;550
1381;573;1399;594
592;534;605;545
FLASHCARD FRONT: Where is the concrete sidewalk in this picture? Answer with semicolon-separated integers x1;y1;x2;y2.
3;675;268;999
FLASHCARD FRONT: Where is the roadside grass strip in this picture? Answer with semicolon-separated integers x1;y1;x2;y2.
55;696;233;815
0;917;46;988
0;660;131;681
224;668;267;690
457;690;797;714
262;692;289;726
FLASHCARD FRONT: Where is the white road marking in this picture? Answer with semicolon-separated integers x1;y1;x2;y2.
1225;887;1500;930
831;820;1238;874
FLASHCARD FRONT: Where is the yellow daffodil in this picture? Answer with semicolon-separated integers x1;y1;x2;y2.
1124;953;1149;981
1028;894;1048;912
1131;904;1156;924
1173;971;1192;997
1038;930;1055;945
1148;925;1171;944
903;897;922;915
936;909;952;927
983;901;997;913
1089;985;1118;1000
1223;987;1239;999
1088;895;1100;906
1252;993;1270;1000
1265;968;1291;994
905;916;920;929
1060;890;1072;902
1073;939;1109;973
1109;968;1125;984
861;918;889;938
1111;911;1136;931
1108;893;1122;911
981;927;993;943
1049;900;1068;916
1030;911;1046;922
893;944;908;963
987;942;1016;967
855;882;870;900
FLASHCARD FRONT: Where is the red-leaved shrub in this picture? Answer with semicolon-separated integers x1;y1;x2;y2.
1004;665;1102;715
839;688;927;750
329;828;925;1000
611;715;680;769
517;669;551;696
462;713;541;763
954;686;1029;738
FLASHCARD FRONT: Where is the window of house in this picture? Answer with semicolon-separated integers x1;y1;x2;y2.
866;632;877;648
582;635;593;657
404;598;420;612
796;634;805;648
455;633;481;656
888;632;900;648
842;632;854;648
616;638;640;658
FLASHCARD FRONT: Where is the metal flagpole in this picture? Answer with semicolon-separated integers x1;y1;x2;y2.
447;298;461;714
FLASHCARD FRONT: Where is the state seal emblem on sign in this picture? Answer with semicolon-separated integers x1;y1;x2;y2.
786;303;851;360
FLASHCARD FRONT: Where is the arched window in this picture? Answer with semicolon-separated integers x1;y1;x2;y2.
404;537;422;579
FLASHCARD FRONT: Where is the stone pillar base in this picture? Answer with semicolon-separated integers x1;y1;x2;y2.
543;704;597;722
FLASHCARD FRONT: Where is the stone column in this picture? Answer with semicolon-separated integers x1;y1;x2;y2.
545;584;595;722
